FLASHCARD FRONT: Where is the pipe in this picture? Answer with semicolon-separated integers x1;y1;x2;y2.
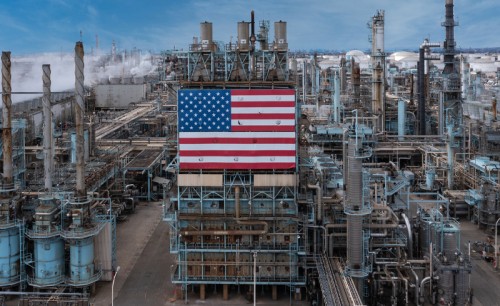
384;265;397;306
420;276;431;298
42;64;53;190
2;51;13;184
396;267;409;306
402;213;413;258
409;266;420;306
74;42;86;196
342;129;348;184
308;183;322;222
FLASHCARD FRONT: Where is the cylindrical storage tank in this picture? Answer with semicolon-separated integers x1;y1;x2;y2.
237;22;250;51
69;238;95;284
274;21;287;51
33;238;65;285
0;227;20;285
200;22;213;50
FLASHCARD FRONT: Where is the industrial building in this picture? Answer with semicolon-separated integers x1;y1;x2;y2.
0;0;500;305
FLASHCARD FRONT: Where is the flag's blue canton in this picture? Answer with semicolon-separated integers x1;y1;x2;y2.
178;90;231;132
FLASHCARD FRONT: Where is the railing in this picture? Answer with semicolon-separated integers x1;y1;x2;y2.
173;273;305;285
25;226;61;238
61;222;105;239
27;274;65;287
181;241;305;253
0;275;21;287
65;269;102;287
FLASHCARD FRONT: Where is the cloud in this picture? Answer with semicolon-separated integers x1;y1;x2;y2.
0;12;31;34
87;5;98;17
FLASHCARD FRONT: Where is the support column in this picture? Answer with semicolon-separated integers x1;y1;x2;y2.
223;284;229;300
272;285;278;300
200;284;206;300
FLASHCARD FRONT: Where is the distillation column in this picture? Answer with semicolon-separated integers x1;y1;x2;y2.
441;0;461;188
440;0;461;132
344;135;372;298
371;10;385;132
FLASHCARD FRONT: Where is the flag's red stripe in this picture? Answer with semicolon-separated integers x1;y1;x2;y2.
231;113;295;120
231;89;296;96
179;150;296;157
231;102;295;108
179;138;295;144
180;162;296;170
231;126;295;132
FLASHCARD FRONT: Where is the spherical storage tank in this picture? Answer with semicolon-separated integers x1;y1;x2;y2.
0;226;20;285
34;238;65;285
69;238;95;284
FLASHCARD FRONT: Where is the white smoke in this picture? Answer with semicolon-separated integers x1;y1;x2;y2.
9;49;157;103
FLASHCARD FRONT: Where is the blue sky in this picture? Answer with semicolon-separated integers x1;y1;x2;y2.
1;0;499;55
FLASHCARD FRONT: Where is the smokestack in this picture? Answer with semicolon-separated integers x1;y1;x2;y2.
418;47;426;135
250;10;256;46
1;52;13;185
43;64;53;190
74;42;86;196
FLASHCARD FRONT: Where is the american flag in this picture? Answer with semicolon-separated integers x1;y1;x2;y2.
178;89;296;170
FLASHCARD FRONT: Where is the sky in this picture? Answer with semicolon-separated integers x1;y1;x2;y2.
0;0;499;55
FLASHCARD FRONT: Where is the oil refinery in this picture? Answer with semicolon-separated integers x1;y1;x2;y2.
1;0;500;305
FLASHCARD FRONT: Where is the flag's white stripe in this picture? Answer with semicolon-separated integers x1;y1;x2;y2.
180;144;295;151
231;107;295;114
231;119;295;126
179;132;296;138
179;156;296;163
231;95;295;102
